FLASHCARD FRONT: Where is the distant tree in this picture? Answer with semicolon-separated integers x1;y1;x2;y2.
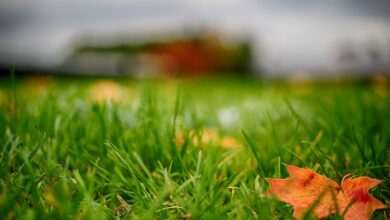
337;41;359;71
338;43;356;63
366;40;382;69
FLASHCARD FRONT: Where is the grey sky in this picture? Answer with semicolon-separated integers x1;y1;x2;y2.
0;0;389;73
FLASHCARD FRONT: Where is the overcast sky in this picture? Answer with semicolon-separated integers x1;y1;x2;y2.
0;0;389;73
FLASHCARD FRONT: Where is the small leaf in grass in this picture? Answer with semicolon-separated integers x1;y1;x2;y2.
266;164;386;220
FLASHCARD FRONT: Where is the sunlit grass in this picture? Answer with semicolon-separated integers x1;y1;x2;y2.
0;75;389;219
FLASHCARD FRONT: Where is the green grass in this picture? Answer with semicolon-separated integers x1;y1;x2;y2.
0;75;389;219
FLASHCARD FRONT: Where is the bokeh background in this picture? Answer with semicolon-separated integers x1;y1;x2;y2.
1;2;390;219
1;0;390;78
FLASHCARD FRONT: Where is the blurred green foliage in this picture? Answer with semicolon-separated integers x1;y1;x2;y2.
0;76;389;219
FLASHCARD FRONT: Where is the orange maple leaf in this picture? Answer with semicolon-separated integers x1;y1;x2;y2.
265;165;387;219
337;176;387;220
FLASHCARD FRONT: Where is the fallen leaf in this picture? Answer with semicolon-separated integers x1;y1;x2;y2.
338;176;387;220
220;136;243;149
0;89;5;106
175;128;242;149
89;80;126;103
266;164;386;219
266;165;340;219
372;74;388;97
22;75;52;97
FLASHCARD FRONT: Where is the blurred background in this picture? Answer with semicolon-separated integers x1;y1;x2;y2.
0;0;390;78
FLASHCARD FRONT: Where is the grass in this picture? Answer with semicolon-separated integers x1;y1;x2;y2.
0;75;389;219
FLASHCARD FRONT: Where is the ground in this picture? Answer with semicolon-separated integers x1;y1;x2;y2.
0;75;389;219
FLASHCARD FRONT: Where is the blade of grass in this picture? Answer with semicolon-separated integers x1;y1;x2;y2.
242;129;265;178
12;133;46;182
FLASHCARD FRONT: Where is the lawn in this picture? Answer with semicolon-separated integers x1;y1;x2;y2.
0;75;389;219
